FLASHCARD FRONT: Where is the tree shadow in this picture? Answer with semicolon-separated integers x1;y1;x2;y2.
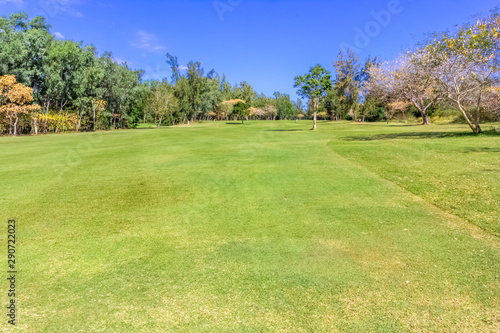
343;130;500;141
225;122;244;125
463;147;500;153
133;127;157;130
266;129;304;132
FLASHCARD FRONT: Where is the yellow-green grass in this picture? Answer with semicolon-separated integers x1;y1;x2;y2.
0;121;499;332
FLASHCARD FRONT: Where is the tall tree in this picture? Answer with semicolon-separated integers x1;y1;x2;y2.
334;48;362;121
146;80;177;128
0;12;53;95
166;53;181;85
43;40;88;112
273;92;294;120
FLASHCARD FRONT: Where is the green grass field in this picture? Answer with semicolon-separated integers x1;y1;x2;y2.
1;121;499;332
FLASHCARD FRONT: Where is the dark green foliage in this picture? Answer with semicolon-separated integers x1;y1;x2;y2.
232;101;251;123
0;12;144;133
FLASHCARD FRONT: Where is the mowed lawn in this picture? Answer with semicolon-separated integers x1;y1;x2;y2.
1;121;499;332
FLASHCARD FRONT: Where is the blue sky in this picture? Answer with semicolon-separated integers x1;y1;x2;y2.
1;0;499;100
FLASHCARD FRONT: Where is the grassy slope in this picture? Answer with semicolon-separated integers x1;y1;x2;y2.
0;121;499;332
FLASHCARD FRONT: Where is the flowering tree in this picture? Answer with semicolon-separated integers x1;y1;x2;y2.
0;75;40;136
484;86;500;119
427;16;500;133
387;101;411;124
368;50;442;125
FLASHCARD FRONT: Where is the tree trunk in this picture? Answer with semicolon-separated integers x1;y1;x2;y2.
34;116;38;135
13;116;18;136
474;101;482;134
422;111;430;125
313;112;317;130
352;108;358;122
456;100;480;133
92;99;96;132
474;123;482;134
9;114;12;135
157;116;163;129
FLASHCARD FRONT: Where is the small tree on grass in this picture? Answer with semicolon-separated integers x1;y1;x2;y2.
218;99;245;121
294;65;332;130
232;101;251;124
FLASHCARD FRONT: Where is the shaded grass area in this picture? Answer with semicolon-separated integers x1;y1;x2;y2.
0;121;499;332
329;122;500;237
343;130;500;142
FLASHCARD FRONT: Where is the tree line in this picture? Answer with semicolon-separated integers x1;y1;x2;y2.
295;10;500;133
2;10;500;136
0;12;303;136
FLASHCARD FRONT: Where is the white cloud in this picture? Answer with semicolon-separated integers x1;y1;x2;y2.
131;30;166;53
54;32;64;39
59;6;83;18
178;65;188;71
30;0;84;18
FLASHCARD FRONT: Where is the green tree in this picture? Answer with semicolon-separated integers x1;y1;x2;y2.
333;48;362;121
232;101;251;124
146;80;177;128
43;40;88;112
0;12;53;95
323;89;342;120
294;65;333;129
273;92;294;120
200;76;223;120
